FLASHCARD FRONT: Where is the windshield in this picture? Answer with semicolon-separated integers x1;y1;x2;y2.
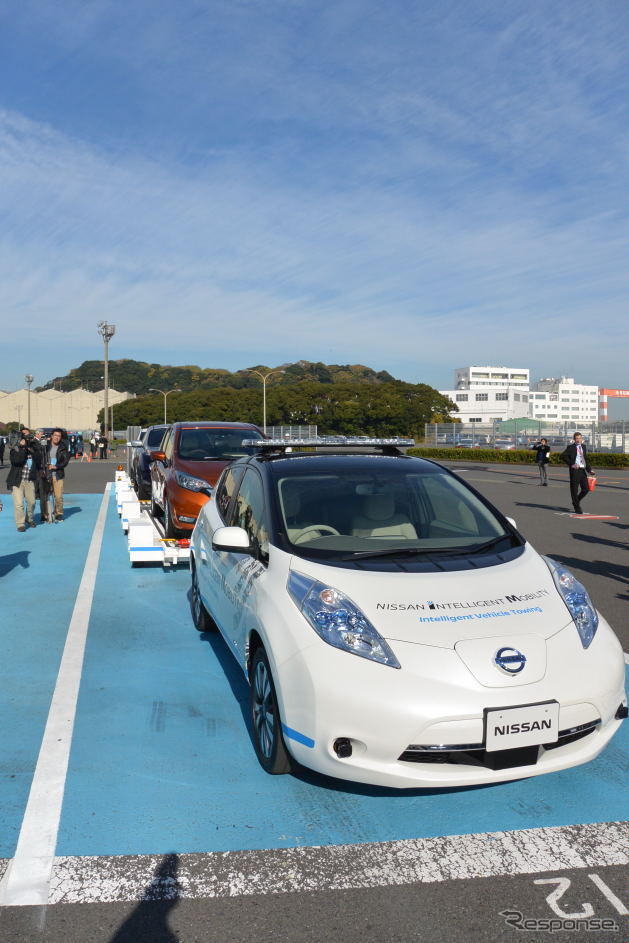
178;428;264;461
274;465;513;557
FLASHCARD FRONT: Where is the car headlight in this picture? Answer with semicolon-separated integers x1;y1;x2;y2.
175;471;212;493
544;556;599;649
287;571;400;668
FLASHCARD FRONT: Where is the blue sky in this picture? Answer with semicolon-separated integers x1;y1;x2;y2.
1;0;629;414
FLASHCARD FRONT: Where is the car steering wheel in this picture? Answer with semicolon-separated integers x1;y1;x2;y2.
293;525;341;545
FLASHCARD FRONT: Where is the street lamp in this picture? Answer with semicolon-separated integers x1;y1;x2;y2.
149;388;181;424
246;369;284;434
25;374;34;428
97;321;116;437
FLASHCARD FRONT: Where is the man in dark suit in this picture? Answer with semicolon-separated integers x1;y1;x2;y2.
560;432;593;514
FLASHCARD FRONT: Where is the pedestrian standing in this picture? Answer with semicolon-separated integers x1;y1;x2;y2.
531;437;550;486
98;434;108;459
560;432;593;514
47;428;69;521
33;429;53;522
6;426;41;531
0;435;5;466
90;433;98;460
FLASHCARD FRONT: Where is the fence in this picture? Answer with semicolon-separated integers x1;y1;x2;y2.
424;420;629;453
265;425;318;438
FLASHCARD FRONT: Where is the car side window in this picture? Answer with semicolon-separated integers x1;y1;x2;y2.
146;427;166;449
215;465;246;523
230;469;269;562
163;429;174;461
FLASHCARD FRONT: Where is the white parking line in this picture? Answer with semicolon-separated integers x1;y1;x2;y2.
33;821;629;903
0;485;111;908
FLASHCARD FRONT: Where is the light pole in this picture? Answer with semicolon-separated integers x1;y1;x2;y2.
25;374;34;428
246;369;284;434
97;321;116;437
149;388;181;424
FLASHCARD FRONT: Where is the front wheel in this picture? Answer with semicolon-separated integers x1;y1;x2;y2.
163;497;180;538
250;648;292;775
191;562;214;632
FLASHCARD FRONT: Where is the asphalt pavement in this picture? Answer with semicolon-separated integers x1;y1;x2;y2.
0;454;626;943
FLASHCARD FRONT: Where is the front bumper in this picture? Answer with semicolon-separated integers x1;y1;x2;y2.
274;622;626;789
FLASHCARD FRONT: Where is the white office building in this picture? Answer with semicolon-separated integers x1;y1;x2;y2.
528;377;598;423
440;366;600;425
440;366;531;423
453;366;530;390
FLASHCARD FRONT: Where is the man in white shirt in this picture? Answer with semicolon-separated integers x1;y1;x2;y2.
560;432;593;514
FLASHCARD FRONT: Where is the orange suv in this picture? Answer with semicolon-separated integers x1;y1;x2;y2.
150;421;264;536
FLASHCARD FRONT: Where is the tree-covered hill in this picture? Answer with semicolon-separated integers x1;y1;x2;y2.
38;358;458;436
38;359;396;395
104;380;457;438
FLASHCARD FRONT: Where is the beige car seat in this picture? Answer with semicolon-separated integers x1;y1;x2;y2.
352;493;417;539
281;484;307;541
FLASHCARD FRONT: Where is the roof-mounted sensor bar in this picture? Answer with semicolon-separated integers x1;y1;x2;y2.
241;436;416;455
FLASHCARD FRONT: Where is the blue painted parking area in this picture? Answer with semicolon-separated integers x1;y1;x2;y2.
1;488;627;866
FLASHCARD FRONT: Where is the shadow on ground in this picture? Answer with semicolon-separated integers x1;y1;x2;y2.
109;854;181;943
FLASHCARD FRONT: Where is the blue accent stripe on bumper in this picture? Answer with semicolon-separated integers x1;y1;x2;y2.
281;724;315;748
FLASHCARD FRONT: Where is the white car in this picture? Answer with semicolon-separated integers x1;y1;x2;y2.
189;439;626;789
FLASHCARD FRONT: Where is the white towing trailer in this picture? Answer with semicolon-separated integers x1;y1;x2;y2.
114;469;191;567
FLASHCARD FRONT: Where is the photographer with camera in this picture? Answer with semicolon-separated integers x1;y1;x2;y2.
6;426;42;531
531;437;551;486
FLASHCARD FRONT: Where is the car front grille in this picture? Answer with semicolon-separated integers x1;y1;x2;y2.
399;719;601;770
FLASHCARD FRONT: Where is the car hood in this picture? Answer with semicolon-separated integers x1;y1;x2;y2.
289;543;573;649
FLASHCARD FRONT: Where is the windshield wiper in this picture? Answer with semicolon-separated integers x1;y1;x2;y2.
340;546;471;561
465;534;514;553
341;534;514;561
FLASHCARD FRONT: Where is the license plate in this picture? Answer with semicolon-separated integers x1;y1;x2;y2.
485;701;559;752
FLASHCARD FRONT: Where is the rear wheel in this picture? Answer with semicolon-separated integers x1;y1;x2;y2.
191;562;214;632
250;647;291;775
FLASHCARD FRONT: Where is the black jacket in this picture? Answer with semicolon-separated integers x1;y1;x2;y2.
44;439;70;480
6;440;42;488
531;443;550;465
560;441;592;474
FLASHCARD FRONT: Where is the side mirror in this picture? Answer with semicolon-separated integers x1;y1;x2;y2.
150;450;167;463
212;526;251;554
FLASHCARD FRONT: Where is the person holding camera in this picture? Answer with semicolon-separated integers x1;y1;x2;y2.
6;426;42;531
46;428;69;521
32;429;52;522
531;437;550;486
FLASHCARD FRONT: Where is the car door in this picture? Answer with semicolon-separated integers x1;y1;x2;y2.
213;467;269;666
197;464;246;629
151;427;173;508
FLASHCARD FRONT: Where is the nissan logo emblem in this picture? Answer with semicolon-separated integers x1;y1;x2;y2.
494;647;527;674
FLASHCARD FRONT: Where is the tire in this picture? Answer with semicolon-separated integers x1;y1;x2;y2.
250;647;292;775
191;562;214;632
163;497;179;538
150;491;160;519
